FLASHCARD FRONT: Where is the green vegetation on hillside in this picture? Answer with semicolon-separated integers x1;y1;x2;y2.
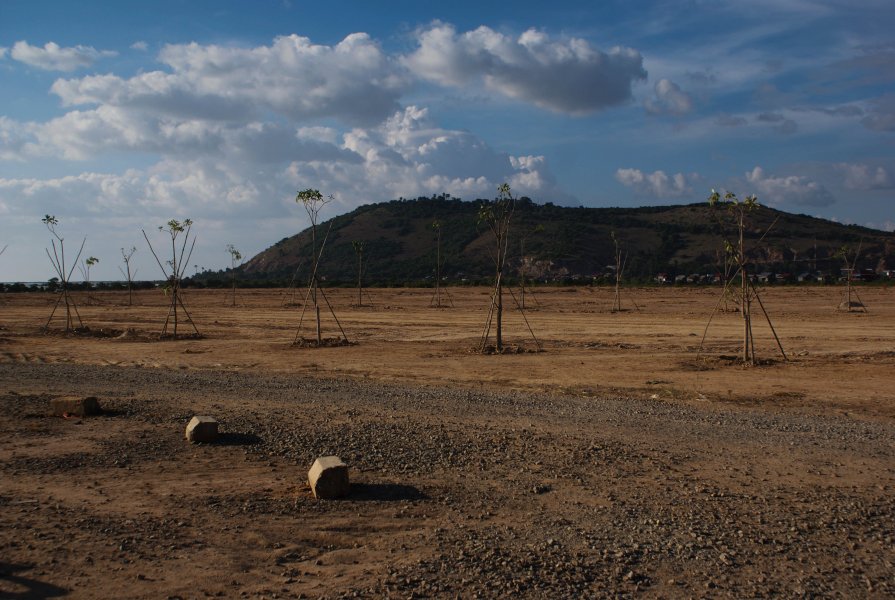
195;195;895;287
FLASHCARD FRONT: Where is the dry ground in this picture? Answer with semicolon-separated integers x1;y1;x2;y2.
1;285;894;598
3;285;895;417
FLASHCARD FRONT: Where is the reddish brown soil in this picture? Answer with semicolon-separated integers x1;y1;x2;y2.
1;286;893;597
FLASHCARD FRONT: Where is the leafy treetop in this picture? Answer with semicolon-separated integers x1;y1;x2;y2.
708;189;759;212
159;218;193;239
296;188;324;205
42;214;62;241
226;244;242;262
708;189;762;260
478;182;515;234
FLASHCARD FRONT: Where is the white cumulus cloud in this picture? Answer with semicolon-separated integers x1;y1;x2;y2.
403;23;646;114
286;106;567;206
836;163;894;190
51;33;409;126
0;31;580;280
644;78;693;116
0;105;570;276
10;41;117;71
0;116;38;160
745;166;834;206
615;168;696;198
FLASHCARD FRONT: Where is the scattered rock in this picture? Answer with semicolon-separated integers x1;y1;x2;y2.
185;416;218;443
3;362;895;598
308;456;349;499
50;395;101;417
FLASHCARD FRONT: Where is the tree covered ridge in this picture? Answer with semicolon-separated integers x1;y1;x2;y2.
201;196;895;286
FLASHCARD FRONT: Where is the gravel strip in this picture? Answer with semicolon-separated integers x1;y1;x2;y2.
2;362;894;598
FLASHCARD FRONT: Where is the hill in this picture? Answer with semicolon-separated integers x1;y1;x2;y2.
218;196;895;286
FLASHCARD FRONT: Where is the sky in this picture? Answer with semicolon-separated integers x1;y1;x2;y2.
0;0;893;281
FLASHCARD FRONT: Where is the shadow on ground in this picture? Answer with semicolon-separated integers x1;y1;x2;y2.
348;482;428;502
216;432;263;446
0;562;68;599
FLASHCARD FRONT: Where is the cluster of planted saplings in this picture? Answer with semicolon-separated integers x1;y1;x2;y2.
288;184;542;352
38;215;202;339
30;184;875;364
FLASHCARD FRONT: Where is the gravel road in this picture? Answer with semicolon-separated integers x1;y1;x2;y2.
2;362;894;598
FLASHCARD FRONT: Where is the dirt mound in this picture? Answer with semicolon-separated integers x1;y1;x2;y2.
292;336;353;348
116;327;142;340
838;300;866;310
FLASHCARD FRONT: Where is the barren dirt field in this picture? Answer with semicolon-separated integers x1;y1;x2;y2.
2;285;894;598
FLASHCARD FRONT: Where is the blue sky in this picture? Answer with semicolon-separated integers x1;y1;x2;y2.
1;0;893;281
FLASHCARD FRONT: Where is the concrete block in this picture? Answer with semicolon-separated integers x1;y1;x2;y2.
50;396;101;417
308;456;349;499
185;416;218;443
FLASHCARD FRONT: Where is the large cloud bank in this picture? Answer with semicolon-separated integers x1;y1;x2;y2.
1;28;603;278
1;30;584;215
403;23;646;114
0;105;561;221
51;34;408;126
0;29;584;239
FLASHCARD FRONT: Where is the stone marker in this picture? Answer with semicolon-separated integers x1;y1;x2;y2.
50;396;101;417
308;456;349;499
185;416;218;443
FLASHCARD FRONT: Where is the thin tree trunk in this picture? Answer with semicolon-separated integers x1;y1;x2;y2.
171;236;178;338
615;247;620;312
612;235;622;312
614;271;621;312
435;230;441;307
496;271;503;351
520;238;525;310
357;249;362;306
64;287;72;331
311;222;322;344
740;213;750;364
847;274;852;311
315;301;322;344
